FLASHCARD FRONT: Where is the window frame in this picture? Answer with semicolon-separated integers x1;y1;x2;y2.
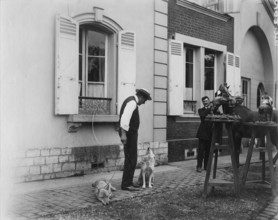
67;11;124;121
185;47;194;89
79;26;108;98
184;46;196;114
242;77;251;108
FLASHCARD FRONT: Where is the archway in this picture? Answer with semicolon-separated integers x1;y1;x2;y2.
240;26;273;110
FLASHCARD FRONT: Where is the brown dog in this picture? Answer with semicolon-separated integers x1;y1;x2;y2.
92;179;116;205
137;147;155;188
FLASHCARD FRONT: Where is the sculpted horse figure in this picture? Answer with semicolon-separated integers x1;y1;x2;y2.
212;84;278;166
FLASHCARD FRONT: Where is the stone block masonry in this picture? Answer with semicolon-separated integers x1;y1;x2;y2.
14;142;168;182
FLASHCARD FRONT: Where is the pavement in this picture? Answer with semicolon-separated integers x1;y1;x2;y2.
2;148;278;220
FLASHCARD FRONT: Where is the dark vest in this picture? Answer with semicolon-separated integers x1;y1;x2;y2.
119;96;140;134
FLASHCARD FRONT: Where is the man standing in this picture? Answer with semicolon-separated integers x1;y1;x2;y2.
119;88;152;191
196;96;213;173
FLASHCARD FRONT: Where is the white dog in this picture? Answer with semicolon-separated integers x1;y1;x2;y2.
92;179;116;205
138;147;155;188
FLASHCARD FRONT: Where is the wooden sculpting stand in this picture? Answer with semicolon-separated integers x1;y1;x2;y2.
203;119;240;198
241;122;277;197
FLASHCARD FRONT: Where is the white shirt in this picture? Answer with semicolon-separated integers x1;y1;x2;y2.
120;95;138;131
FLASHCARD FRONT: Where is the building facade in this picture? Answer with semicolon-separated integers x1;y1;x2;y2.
1;0;169;182
1;0;277;182
231;0;278;109
167;0;234;161
167;0;278;162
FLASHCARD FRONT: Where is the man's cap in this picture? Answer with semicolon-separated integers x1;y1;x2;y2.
136;88;152;101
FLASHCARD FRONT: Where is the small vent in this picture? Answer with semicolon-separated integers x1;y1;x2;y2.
227;54;234;66
121;32;135;47
185;148;197;159
60;17;76;36
171;42;182;56
91;162;105;169
235;56;240;68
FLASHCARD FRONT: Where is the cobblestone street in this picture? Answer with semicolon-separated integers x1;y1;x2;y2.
4;152;278;220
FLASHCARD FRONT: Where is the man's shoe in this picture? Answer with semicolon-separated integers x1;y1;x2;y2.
132;183;141;188
197;167;202;173
121;186;140;191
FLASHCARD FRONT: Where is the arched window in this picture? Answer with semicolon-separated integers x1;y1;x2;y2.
257;83;265;108
55;11;136;117
78;24;116;115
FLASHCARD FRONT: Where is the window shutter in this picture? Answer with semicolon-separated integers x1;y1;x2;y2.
226;53;241;96
225;52;235;95
117;31;136;114
168;40;184;115
233;55;241;96
55;14;79;115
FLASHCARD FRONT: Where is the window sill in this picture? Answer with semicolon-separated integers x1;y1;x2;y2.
68;114;119;123
67;115;119;132
175;115;200;123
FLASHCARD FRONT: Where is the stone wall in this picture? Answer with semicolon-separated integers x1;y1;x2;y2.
14;142;168;182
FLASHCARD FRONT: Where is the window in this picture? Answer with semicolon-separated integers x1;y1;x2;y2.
79;27;107;98
55;14;135;118
204;50;215;91
78;25;113;115
184;47;196;114
257;83;265;108
242;77;250;108
205;0;220;11
185;48;194;89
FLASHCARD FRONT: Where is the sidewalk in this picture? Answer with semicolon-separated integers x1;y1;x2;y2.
2;148;278;220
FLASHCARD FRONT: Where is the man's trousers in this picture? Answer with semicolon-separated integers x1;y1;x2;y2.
197;139;211;170
121;131;138;189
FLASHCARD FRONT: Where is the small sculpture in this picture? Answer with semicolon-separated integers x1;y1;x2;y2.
258;94;273;122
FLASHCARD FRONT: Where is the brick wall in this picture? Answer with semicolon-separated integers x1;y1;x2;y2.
14;142;168;182
167;116;230;162
167;117;199;162
168;0;234;52
167;0;234;162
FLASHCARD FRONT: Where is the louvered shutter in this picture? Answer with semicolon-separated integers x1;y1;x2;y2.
233;55;241;96
168;40;184;115
117;31;136;114
225;52;235;95
226;53;241;96
55;14;79;115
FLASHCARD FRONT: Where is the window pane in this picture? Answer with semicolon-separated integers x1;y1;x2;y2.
204;50;215;90
88;30;105;56
242;80;246;94
79;29;82;53
186;48;193;63
88;57;105;82
79;55;82;80
204;68;214;90
185;63;193;88
205;53;215;67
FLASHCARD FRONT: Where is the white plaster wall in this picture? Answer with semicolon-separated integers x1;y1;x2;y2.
231;0;278;109
0;0;155;157
241;30;264;109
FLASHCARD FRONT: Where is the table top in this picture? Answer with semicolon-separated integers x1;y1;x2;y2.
205;114;241;123
242;122;278;127
205;119;238;123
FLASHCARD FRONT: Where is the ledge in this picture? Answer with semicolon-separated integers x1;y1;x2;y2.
175;115;200;123
67;115;119;132
68;114;119;123
177;0;232;22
